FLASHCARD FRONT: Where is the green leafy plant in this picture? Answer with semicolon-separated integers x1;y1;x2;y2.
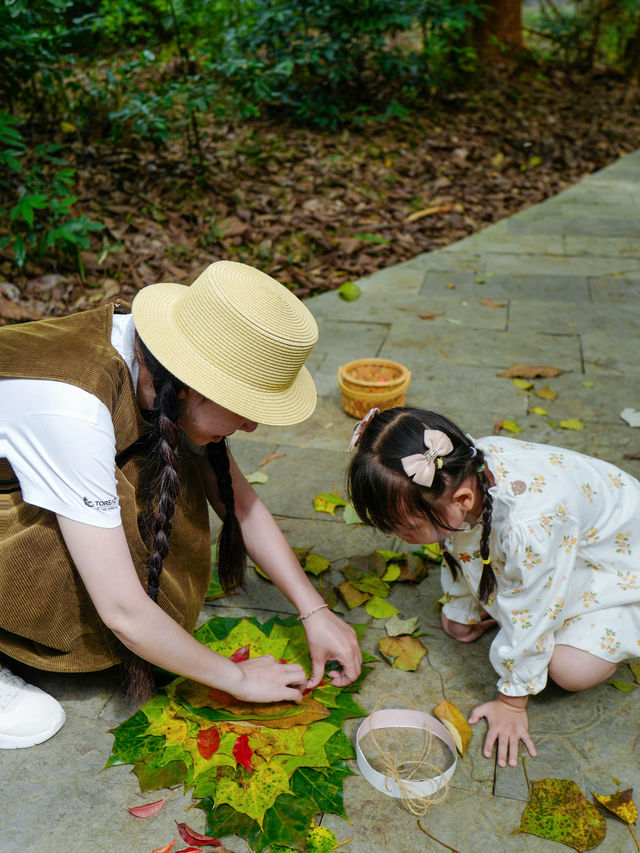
0;114;104;274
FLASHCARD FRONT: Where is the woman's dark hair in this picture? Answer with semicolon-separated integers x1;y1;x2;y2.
347;407;496;603
126;337;247;705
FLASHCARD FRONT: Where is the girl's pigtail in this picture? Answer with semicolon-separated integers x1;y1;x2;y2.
126;340;185;706
441;546;461;582
207;439;247;592
476;468;496;603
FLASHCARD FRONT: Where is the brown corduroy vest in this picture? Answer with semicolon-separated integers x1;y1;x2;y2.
0;303;211;672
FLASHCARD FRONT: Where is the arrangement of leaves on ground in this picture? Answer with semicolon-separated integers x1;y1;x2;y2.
107;614;372;853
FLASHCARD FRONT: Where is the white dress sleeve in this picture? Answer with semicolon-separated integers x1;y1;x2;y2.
440;562;486;624
490;512;582;696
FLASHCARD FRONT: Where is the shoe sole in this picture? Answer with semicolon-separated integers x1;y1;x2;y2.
0;708;66;749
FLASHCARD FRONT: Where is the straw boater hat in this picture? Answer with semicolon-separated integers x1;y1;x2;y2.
132;260;318;426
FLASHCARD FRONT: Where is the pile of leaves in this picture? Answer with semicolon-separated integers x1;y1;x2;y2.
107;614;374;853
3;66;640;321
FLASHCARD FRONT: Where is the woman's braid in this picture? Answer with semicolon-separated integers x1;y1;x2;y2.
207;439;247;592
145;376;182;600
126;339;185;705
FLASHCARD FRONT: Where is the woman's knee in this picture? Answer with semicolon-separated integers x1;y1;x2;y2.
548;644;618;691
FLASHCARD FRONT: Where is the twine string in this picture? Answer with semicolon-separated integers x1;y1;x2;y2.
365;695;451;816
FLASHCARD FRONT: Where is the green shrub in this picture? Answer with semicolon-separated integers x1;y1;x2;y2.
210;0;483;126
0;115;104;274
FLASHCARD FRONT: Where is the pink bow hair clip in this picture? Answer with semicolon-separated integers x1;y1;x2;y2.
347;407;380;452
401;429;454;487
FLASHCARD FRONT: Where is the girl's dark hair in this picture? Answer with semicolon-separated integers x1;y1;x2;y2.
347;407;496;603
125;338;247;705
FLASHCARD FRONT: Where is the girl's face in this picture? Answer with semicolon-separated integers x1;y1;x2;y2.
391;479;478;545
178;390;258;446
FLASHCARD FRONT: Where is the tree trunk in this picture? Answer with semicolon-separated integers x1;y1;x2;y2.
472;0;523;61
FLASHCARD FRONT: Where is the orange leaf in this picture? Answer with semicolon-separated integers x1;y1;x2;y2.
151;840;178;853
479;299;506;308
418;312;442;320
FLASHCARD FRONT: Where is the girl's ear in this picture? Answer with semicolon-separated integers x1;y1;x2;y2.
451;481;476;513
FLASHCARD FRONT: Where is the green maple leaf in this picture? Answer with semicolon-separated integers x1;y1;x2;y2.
253;792;318;852
200;799;259;841
279;721;338;776
134;755;189;793
324;730;356;763
291;766;349;819
215;762;291;826
517;777;607;850
106;710;162;767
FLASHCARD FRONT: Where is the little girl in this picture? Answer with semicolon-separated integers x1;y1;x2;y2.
347;406;640;768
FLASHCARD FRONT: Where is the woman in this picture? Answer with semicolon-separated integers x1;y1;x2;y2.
0;261;361;748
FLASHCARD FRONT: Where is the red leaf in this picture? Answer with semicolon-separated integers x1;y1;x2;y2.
229;644;250;662
232;733;253;772
175;848;203;852
127;798;168;818
176;822;222;847
151;841;178;853
197;727;221;761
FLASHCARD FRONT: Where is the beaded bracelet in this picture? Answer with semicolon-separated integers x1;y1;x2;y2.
298;603;329;621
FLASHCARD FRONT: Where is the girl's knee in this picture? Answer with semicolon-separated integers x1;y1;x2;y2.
549;644;618;691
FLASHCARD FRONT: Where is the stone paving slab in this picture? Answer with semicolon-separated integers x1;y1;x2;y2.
4;150;640;853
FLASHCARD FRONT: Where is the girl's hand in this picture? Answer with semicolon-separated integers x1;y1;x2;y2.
233;655;307;703
468;696;537;767
302;607;362;690
441;612;497;643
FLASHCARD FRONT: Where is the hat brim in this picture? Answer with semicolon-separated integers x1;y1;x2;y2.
132;283;317;426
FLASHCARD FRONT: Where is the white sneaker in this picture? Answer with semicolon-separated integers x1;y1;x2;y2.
0;666;66;748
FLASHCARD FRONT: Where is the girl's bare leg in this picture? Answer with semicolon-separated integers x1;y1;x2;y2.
548;644;618;691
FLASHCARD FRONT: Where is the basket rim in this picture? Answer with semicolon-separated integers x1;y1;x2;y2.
338;358;411;390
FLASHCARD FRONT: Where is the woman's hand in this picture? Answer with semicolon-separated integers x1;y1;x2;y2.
441;611;497;643
233;655;307;703
468;695;537;767
302;607;362;690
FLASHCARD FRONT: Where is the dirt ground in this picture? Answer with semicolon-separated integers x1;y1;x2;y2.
2;63;640;320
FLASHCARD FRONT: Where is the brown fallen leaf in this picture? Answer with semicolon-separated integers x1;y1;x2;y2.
0;296;41;321
497;364;564;379
418;312;442;320
433;700;472;756
258;452;286;467
623;452;640;460
493;419;504;435
479;299;506;308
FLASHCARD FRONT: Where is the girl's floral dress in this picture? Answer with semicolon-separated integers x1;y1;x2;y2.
440;437;640;697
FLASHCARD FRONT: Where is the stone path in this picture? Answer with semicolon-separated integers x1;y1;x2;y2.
3;151;640;853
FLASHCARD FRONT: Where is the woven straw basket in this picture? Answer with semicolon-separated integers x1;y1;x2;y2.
337;358;411;419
